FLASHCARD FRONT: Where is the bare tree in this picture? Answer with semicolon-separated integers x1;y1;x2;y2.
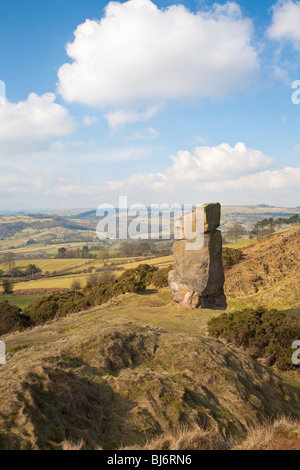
226;225;245;243
2;252;15;270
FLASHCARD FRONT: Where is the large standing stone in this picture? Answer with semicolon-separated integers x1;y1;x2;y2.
169;203;227;310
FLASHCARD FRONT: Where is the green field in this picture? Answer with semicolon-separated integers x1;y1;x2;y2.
14;273;90;291
0;294;40;308
223;237;256;249
1;254;174;294
0;258;94;273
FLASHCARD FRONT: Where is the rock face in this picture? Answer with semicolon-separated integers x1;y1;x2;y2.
169;203;227;310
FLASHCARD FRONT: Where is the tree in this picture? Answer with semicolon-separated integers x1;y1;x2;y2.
136;241;151;256
119;242;134;257
250;215;300;239
98;272;115;283
70;279;81;291
98;247;109;263
275;217;284;229
81;246;91;259
226;225;245;243
2;252;15;270
56;247;67;259
26;264;42;279
288;215;300;225
250;221;263;239
86;273;100;288
265;218;275;234
2;279;14;294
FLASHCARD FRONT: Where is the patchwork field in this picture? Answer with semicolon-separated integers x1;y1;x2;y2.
0;258;93;273
0;294;40;308
0;254;174;295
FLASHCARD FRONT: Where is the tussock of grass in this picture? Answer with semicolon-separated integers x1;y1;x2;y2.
123;417;300;450
123;426;231;450
234;417;300;450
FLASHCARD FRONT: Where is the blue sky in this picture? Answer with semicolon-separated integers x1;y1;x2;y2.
0;0;300;209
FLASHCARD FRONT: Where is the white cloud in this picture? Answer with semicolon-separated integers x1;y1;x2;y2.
206;166;300;191
0;165;56;194
83;115;98;126
165;142;273;182
95;142;300;200
268;0;300;51
50;140;95;151
83;147;146;162
0;81;5;105
128;126;159;141
72;142;274;198
48;142;280;202
0;92;75;155
272;65;291;85
3;142;299;208
58;0;259;125
293;143;300;152
193;135;210;145
104;107;159;129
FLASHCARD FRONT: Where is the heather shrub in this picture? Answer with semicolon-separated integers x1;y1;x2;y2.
208;307;300;370
24;264;158;327
150;266;172;288
0;301;29;335
23;291;88;325
222;247;244;270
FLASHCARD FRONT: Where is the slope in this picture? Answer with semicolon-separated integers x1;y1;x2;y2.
225;226;300;311
0;290;299;450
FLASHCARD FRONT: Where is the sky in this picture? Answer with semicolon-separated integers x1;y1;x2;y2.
0;0;300;210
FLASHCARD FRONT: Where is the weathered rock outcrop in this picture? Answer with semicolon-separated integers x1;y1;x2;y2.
169;203;227;309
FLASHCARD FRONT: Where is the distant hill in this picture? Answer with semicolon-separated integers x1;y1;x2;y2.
221;206;300;232
0;215;92;239
225;226;300;311
67;210;97;219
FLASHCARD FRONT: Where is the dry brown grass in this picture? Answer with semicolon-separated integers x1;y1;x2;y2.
123;418;300;451
225;226;300;310
61;439;86;450
1;290;300;450
234;417;300;450
123;426;231;450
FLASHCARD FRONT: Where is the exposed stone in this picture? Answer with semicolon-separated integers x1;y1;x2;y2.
169;203;227;310
174;202;221;240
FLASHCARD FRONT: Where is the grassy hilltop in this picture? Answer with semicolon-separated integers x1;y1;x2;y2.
1;210;300;450
1;289;300;450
